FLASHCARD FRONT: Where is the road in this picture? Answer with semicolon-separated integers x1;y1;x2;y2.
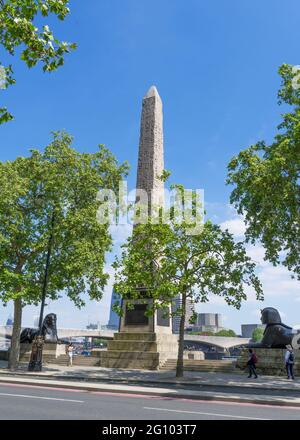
0;382;300;420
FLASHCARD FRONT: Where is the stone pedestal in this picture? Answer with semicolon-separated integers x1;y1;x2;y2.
100;297;178;370
95;331;178;370
236;348;300;376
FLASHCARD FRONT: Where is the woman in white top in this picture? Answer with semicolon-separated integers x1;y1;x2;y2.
67;343;74;367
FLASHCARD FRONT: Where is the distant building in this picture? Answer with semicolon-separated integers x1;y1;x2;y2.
86;323;99;330
197;313;222;328
186;313;223;333
172;295;195;333
241;324;265;338
107;288;120;331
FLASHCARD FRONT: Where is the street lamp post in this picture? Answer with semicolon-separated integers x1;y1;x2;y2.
28;211;55;372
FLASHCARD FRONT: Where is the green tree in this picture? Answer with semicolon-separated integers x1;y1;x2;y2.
113;218;263;378
93;338;108;348
252;327;264;342
227;64;300;280
0;0;76;123
0;131;128;369
215;329;236;337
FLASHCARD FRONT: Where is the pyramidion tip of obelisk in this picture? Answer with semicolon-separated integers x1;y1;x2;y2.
144;85;161;99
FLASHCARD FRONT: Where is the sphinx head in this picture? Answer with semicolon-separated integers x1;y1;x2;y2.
42;313;58;339
43;313;57;327
260;307;282;325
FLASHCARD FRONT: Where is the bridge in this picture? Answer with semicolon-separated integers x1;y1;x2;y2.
0;326;115;340
184;335;250;349
0;326;250;349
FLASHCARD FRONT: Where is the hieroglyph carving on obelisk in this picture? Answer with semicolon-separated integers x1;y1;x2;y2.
136;86;164;219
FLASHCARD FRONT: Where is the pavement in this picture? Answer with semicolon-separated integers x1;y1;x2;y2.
1;360;300;408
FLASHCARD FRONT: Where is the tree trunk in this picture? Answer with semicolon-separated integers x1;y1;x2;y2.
176;291;186;378
8;297;22;371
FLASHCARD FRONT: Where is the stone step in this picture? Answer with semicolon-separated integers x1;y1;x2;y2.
73;356;100;366
161;362;235;367
100;350;159;360
160;359;236;372
160;366;235;372
100;358;158;369
107;340;157;352
162;361;234;365
113;332;157;342
19;354;63;362
163;360;234;366
45;354;100;367
99;350;159;370
46;360;68;366
164;362;233;368
45;354;68;365
91;349;110;358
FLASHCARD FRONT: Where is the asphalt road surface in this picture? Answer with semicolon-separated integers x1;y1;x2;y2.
0;382;300;420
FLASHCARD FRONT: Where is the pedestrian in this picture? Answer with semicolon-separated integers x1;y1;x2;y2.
285;345;295;380
67;343;74;367
247;349;258;379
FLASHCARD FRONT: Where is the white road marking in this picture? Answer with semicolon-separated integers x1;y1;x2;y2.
0;392;84;403
143;406;269;420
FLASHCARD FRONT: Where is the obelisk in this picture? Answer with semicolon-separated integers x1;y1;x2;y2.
99;87;178;369
119;85;173;335
136;85;164;214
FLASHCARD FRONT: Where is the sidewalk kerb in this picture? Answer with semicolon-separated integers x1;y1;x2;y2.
0;369;299;394
0;375;300;409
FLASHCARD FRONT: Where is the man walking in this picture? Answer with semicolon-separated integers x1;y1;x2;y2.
247;349;258;379
285;345;295;380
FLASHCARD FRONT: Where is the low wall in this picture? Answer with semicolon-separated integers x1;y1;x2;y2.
1;343;67;363
236;348;300;376
184;351;205;360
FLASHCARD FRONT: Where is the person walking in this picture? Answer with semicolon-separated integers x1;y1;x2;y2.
285;345;295;380
67;343;74;367
247;349;258;379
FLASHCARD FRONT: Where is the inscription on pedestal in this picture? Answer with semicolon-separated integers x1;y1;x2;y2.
125;304;149;326
157;308;170;327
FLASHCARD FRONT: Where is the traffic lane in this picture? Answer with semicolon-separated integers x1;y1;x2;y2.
0;383;86;420
0;383;300;420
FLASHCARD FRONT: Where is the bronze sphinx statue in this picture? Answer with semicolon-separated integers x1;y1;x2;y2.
250;307;299;349
20;313;59;344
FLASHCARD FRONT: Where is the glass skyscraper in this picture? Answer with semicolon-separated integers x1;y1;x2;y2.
107;288;120;330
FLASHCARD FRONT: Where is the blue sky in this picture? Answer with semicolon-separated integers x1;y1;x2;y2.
1;0;300;333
